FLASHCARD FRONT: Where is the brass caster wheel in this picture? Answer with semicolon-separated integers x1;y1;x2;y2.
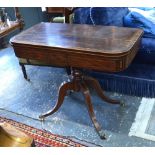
120;100;125;107
39;115;45;121
98;130;107;140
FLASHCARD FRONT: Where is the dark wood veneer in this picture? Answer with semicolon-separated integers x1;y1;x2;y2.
10;23;143;72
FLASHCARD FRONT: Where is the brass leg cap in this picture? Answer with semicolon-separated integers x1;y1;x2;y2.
98;130;107;140
120;100;125;107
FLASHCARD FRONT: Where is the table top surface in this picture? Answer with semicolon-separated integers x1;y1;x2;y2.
10;22;143;54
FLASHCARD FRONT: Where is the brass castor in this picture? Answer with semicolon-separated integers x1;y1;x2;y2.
120;100;125;107
0;122;34;147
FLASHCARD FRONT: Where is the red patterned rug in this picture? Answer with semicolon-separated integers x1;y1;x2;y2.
0;117;87;147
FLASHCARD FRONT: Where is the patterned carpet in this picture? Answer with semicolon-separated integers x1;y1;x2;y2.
0;116;87;147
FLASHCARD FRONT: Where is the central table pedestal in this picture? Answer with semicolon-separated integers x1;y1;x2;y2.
39;69;124;139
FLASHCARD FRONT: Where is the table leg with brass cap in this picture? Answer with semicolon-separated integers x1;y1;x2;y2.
39;69;123;139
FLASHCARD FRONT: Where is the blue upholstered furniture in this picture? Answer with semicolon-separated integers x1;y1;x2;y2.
73;7;155;97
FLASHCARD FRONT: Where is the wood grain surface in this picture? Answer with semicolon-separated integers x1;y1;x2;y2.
10;22;143;72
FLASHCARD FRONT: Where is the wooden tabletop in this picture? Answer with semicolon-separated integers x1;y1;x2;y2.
10;23;143;72
10;22;143;55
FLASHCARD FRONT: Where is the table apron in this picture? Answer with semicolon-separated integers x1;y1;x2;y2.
13;45;136;72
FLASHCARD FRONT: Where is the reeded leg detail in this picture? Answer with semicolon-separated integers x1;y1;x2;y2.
84;76;121;105
80;81;106;139
39;81;74;119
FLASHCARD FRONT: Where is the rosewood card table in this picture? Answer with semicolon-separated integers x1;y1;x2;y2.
10;23;143;139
